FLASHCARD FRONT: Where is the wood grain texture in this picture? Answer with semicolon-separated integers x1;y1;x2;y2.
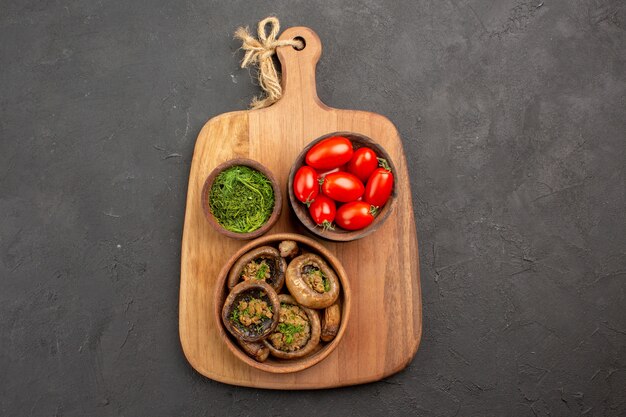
179;26;422;389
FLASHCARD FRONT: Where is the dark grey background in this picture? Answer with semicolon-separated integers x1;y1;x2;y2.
1;0;625;416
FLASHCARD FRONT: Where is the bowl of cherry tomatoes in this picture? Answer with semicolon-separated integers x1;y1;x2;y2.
288;132;397;242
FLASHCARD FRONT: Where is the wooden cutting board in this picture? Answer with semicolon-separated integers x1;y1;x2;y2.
179;26;422;389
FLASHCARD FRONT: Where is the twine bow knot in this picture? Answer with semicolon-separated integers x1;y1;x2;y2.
235;17;304;109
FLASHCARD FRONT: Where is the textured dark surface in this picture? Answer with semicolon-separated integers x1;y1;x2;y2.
1;0;625;415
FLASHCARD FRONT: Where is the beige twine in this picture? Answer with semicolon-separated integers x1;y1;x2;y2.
234;17;304;109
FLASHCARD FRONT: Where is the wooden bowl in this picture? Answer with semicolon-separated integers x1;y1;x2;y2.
202;158;282;240
288;132;397;241
214;233;351;373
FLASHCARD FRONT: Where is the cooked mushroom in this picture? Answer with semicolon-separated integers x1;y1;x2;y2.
222;281;280;343
227;246;286;292
237;339;270;362
285;253;340;309
320;301;341;342
279;240;299;258
264;294;321;359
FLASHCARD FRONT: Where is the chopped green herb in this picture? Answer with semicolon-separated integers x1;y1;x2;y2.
209;166;275;233
277;323;304;345
256;263;269;280
323;277;330;292
230;308;240;323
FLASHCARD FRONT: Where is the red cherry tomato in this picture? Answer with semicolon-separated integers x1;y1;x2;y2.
316;164;347;179
308;195;336;230
293;166;319;205
305;136;353;170
335;201;377;230
347;147;378;183
364;165;394;207
321;172;364;203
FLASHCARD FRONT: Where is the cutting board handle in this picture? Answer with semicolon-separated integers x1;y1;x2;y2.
275;27;324;109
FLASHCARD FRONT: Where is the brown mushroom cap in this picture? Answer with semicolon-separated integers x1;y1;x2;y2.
264;294;321;359
320;301;341;342
227;246;286;292
222;280;280;343
285;253;340;309
279;240;299;258
237;339;270;362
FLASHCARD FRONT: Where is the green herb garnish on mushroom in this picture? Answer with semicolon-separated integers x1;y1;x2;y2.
255;262;269;280
221;281;280;343
277;323;304;345
228;246;286;292
264;295;320;359
285;254;340;309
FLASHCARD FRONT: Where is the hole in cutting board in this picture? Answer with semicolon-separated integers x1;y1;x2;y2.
293;36;306;51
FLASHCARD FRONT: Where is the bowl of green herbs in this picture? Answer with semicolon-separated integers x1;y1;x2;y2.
202;158;282;240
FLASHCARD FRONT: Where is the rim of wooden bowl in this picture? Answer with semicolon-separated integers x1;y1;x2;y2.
288;132;398;242
201;158;282;240
213;233;352;373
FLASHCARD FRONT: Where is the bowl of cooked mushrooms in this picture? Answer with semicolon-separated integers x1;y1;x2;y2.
214;233;351;373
